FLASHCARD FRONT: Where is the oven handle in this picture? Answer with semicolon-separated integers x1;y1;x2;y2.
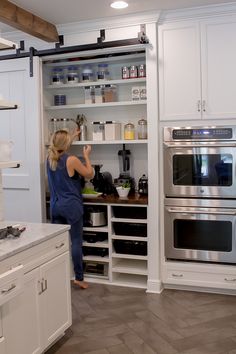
166;208;236;215
164;142;236;148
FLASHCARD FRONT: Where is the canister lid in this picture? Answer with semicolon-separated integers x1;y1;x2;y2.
138;118;147;125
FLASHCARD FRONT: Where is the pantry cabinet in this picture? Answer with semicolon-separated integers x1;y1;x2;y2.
158;15;236;121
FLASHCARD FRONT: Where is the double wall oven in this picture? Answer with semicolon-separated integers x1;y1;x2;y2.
164;126;236;264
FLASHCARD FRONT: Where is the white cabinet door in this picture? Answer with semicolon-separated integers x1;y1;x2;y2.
201;16;236;119
0;337;6;354
2;268;42;354
0;57;44;222
158;21;201;121
40;252;72;350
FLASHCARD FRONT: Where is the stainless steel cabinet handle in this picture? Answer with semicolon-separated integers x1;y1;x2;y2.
171;273;183;278
197;100;201;112
224;278;236;282
167;208;236;216
55;242;65;249
38;280;43;295
1;283;16;294
202;100;206;112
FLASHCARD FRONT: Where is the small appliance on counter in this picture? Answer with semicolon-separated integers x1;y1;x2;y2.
83;206;107;227
114;144;135;192
91;164;115;195
138;174;148;195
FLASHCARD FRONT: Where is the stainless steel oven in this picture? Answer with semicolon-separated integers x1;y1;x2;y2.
165;198;236;264
164;126;236;198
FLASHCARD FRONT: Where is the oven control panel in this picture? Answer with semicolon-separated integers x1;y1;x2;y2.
172;128;233;140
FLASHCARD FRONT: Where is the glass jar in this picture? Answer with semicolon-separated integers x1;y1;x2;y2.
97;63;110;81
138;118;147;139
49;118;60;137
82;66;94;82
66;66;79;84
60;118;70;131
51;67;64;85
138;64;146;78
124;122;135;140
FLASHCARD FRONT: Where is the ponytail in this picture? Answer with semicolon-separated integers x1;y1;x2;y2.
47;130;72;170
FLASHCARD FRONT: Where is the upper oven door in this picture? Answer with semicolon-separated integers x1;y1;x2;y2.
164;144;236;198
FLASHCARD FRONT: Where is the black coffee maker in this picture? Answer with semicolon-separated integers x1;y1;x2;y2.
91;165;114;195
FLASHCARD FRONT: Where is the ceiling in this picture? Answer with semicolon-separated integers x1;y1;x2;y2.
1;0;236;33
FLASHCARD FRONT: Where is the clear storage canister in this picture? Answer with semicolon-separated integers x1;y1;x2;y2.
138;118;147;139
51;67;64;85
82;66;94;82
124;122;135;140
97;63;110;81
66;66;79;84
49;118;60;137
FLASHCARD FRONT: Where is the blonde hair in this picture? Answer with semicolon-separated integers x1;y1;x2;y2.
48;130;72;170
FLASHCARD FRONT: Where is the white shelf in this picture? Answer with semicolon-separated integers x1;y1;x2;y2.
45;100;147;110
45;77;146;89
84;276;110;285
112;253;147;260
111;217;147;223
0;161;20;168
112;259;147;275
83;226;108;232
83;255;109;262
111;273;147;289
111;235;147;242
83;241;108;248
72;139;147;145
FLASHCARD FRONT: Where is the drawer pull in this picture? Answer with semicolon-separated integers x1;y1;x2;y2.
224;278;236;282
172;273;183;278
1;283;16;294
55;242;65;249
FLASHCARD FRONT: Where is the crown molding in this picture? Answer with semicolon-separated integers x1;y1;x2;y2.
57;11;160;35
159;2;236;24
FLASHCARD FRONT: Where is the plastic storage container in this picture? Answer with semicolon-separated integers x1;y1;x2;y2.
103;85;117;102
92;122;105;141
104;121;121;140
49;118;60;136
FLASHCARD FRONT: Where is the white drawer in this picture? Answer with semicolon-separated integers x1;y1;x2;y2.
0;232;70;275
0;265;23;306
164;266;236;290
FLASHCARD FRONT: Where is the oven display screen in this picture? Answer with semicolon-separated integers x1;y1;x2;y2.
172;128;232;140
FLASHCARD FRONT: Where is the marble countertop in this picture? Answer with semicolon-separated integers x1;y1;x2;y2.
0;222;70;262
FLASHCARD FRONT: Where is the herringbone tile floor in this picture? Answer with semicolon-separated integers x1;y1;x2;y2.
46;283;236;354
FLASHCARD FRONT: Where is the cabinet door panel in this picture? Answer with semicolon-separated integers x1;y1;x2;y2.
159;22;201;121
2;268;41;354
40;252;72;350
201;16;236;119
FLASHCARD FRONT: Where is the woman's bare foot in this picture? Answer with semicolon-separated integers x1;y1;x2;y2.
73;280;88;289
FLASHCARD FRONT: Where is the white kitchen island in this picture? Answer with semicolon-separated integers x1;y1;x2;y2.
0;222;72;354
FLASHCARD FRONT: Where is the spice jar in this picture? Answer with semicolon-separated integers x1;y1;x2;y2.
124;122;135;140
138;118;147;139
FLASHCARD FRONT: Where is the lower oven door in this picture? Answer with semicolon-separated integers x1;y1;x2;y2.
164;144;236;198
165;202;236;263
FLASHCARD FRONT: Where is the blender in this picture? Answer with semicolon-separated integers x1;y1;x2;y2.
114;144;135;191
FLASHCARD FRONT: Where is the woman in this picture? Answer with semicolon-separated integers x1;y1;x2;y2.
47;130;94;289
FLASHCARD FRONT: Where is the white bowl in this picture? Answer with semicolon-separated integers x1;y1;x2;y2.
116;187;130;198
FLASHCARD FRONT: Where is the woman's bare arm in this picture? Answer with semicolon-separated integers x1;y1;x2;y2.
67;145;94;179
